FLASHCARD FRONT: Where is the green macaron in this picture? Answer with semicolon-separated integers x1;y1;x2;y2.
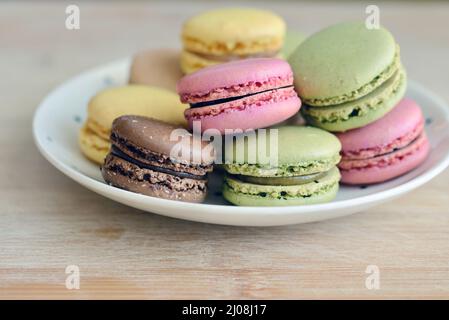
222;126;342;206
288;21;406;132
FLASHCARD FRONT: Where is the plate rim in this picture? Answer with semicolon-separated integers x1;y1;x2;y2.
33;57;449;217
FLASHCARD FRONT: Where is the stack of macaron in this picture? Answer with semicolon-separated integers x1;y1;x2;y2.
79;85;186;164
77;8;430;205
176;58;301;133
175;57;343;206
101;116;214;202
288;21;429;185
289;21;406;133
222;126;342;206
336;98;430;185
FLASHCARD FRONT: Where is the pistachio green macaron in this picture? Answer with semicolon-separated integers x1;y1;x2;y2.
222;126;341;206
288;21;406;132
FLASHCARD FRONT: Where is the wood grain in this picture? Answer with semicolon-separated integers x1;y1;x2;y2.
1;1;449;299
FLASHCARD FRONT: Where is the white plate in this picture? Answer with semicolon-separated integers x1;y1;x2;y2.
33;58;449;226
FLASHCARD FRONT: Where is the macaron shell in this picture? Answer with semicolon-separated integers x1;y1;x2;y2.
337;98;424;153
223;183;338;206
340;134;430;185
182;8;285;56
111;115;215;165
185;87;300;134
180;49;284;75
78;124;109;164
223;166;340;206
289;21;398;104
224;126;341;168
101;154;207;202
177;58;293;97
88;85;187;132
189;95;300;134
129;49;183;92
80;85;188;163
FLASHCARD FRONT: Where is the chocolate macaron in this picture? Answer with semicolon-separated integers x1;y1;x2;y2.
101;115;214;202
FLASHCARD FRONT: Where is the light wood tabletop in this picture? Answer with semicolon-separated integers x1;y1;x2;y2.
1;1;449;299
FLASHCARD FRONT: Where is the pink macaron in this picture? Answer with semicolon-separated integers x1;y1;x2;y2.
177;58;301;133
337;98;430;185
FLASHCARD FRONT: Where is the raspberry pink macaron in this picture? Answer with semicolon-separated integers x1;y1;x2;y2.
177;58;301;133
337;98;430;185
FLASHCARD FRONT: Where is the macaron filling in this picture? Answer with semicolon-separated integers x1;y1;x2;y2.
185;87;299;121
233;171;326;186
110;131;212;176
110;146;207;180
103;154;207;193
302;69;405;124
189;85;293;108
301;69;407;132
180;74;293;103
341;118;424;160
223;153;341;177
185;50;280;63
224;167;340;200
339;132;428;171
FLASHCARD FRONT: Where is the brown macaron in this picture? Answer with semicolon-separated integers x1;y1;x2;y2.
101;115;214;202
129;49;183;92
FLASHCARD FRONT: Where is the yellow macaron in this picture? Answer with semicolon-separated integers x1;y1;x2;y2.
181;8;286;74
79;85;187;164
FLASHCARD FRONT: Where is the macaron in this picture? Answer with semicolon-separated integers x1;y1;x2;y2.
180;8;286;74
129;49;183;92
79;85;187;164
289;21;406;132
101;116;214;202
222;126;341;206
337;98;430;185
177;58;301;134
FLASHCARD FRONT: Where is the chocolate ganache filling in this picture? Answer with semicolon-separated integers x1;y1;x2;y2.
111;145;207;181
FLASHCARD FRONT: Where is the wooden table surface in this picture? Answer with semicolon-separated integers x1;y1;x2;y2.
1;1;449;299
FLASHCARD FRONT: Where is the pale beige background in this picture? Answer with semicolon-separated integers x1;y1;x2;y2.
1;1;449;299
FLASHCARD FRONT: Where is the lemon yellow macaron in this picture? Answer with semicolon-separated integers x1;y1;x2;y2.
180;8;286;74
79;85;187;164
